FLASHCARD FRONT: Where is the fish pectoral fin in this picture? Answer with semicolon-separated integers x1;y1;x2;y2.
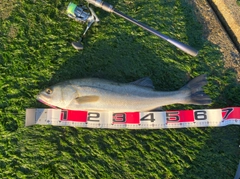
75;95;99;104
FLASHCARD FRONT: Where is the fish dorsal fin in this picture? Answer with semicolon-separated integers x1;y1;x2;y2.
130;77;154;89
75;95;99;104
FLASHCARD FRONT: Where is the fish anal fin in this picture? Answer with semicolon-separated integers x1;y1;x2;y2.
130;77;154;89
75;95;99;104
150;107;163;111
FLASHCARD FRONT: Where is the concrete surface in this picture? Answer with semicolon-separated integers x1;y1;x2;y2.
210;0;240;49
189;0;240;81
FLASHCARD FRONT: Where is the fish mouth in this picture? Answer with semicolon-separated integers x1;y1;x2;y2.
37;96;57;109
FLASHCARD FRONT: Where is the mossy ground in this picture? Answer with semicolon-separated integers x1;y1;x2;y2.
0;0;239;178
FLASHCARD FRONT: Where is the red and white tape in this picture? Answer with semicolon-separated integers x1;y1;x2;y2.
25;107;240;129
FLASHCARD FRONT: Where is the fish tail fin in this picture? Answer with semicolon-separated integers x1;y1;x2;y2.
180;74;212;105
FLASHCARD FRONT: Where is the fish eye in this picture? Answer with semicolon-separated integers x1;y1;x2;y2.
45;88;53;94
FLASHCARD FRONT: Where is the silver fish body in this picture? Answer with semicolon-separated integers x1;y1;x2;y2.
37;74;211;112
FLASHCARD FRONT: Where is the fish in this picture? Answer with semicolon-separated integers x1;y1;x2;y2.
36;74;212;112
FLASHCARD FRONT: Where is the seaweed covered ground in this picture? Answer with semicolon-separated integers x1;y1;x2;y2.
0;0;239;178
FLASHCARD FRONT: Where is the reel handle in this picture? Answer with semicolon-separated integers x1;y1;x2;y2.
67;3;99;50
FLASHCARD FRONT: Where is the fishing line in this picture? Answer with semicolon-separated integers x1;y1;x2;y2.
37;0;88;18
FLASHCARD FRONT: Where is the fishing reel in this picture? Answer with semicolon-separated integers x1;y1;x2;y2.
67;2;99;50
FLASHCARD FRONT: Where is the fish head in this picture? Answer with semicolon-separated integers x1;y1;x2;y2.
36;82;78;109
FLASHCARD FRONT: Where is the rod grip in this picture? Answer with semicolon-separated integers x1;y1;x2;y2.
167;38;199;57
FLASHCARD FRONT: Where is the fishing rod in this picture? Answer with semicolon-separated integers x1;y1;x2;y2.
67;1;199;56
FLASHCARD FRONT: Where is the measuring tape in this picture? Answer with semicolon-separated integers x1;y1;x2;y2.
25;107;240;129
